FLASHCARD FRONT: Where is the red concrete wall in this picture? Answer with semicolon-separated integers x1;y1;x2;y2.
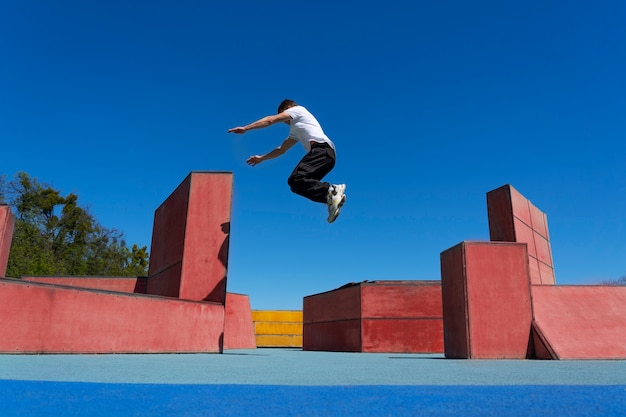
487;185;555;285
303;281;443;353
147;172;232;303
24;276;254;350
304;320;362;352
440;241;532;359
223;293;256;349
0;205;15;277
361;281;443;353
531;285;626;359
0;278;224;353
303;284;362;351
22;276;148;294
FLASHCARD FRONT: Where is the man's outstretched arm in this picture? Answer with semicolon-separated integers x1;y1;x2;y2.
247;138;297;166
228;112;291;134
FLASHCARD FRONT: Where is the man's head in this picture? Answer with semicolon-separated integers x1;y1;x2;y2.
277;99;297;113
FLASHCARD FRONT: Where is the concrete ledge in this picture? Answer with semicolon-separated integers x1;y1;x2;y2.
22;276;148;294
0;278;224;353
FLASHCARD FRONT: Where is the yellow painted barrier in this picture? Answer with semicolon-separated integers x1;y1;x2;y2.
252;310;303;348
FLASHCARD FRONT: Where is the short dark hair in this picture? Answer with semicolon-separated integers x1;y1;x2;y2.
277;99;297;113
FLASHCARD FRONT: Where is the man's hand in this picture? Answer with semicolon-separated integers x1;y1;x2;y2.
228;127;247;134
246;155;263;166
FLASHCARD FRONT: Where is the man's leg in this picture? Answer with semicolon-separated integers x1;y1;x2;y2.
287;144;335;203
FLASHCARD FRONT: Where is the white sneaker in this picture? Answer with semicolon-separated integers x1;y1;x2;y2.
327;184;346;223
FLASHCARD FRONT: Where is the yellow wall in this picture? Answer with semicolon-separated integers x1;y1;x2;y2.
251;310;303;347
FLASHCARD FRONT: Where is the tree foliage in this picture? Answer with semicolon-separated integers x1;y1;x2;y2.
2;172;149;277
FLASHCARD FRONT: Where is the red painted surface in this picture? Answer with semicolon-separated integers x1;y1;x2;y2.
24;276;252;350
0;278;224;353
303;320;362;352
0;172;239;354
303;284;362;351
0;205;15;277
303;281;443;353
487;185;555;285
303;284;362;324
147;172;232;303
440;241;532;359
22;276;148;294
224;293;256;349
531;285;626;359
362;319;443;353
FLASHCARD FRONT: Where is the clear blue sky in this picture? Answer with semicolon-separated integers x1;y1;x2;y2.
1;1;624;309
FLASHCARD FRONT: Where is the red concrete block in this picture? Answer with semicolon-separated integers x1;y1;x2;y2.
0;278;224;353
224;293;256;349
538;262;555;285
303;320;362;352
147;172;233;303
361;282;443;318
304;283;362;324
530;285;626;359
362;319;443;353
303;283;362;352
440;241;532;359
487;184;555;285
303;281;443;353
22;276;148;294
0;205;15;277
527;257;542;286
529;201;549;239
534;232;553;268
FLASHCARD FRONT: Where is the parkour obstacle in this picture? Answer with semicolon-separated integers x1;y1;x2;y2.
0;172;255;353
304;184;626;359
1;176;625;358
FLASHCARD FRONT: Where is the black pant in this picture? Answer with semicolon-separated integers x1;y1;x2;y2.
287;142;336;203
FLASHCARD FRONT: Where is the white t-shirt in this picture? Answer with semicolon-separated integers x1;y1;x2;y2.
285;106;335;152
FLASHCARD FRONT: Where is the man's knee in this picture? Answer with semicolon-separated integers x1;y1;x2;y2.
288;176;306;195
288;174;301;187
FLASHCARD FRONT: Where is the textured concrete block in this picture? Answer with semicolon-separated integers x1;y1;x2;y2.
224;293;256;349
147;172;233;302
440;241;532;359
530;285;626;359
0;278;224;353
303;281;443;353
487;185;555;285
303;320;361;352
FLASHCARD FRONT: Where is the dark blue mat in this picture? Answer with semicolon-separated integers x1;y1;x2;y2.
2;380;625;416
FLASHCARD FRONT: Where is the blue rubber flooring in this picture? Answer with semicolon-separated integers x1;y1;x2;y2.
1;349;625;416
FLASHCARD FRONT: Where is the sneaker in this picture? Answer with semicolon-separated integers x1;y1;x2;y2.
327;184;346;223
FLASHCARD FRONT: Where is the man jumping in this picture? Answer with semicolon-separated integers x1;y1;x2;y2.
228;99;346;223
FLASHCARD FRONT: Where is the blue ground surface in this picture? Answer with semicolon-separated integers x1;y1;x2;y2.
1;349;625;416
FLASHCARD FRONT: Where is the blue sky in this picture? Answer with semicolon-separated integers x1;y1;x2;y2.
1;1;624;309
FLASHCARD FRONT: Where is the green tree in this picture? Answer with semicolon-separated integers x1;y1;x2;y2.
2;172;149;277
